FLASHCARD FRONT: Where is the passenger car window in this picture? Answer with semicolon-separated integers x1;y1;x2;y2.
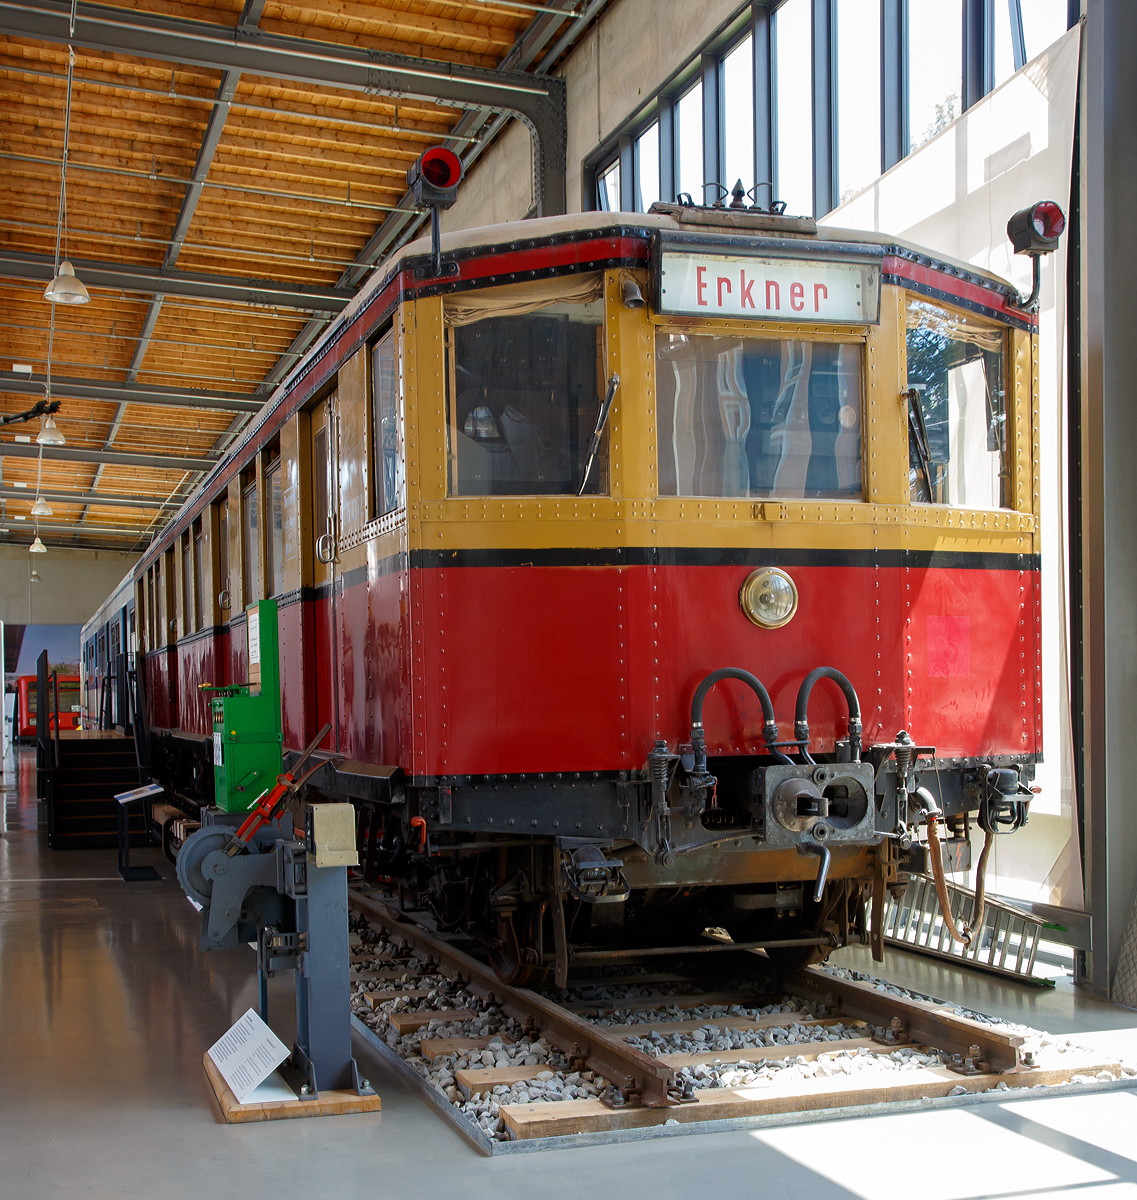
656;332;864;499
371;328;401;516
445;295;605;496
905;298;1010;509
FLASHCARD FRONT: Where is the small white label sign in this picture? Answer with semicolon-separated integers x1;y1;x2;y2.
213;730;223;765
114;783;164;806
659;251;878;323
247;607;261;666
207;1008;290;1104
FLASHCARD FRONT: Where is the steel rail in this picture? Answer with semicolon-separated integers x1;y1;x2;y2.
785;967;1026;1072
349;890;678;1108
569;937;831;962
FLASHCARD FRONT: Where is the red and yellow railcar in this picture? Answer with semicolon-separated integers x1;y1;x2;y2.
134;200;1041;983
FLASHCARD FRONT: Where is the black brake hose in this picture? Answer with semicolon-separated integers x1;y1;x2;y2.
794;667;863;763
690;668;792;766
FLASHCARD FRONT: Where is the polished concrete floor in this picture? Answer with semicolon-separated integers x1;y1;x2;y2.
4;742;1137;1200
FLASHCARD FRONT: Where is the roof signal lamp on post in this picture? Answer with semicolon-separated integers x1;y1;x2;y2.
1006;200;1066;312
407;146;464;278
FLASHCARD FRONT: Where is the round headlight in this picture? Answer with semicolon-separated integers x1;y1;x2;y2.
740;567;798;629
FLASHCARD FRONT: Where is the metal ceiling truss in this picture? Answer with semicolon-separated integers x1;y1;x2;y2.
0;442;216;472
0;0;568;218
0;486;180;509
0;249;351;311
0;372;262;413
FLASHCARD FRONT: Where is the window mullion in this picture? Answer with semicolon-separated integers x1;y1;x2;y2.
754;1;774;209
658;98;675;204
811;0;836;217
881;0;907;169
701;52;719;203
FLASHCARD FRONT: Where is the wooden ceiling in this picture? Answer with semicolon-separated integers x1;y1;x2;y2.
0;0;585;552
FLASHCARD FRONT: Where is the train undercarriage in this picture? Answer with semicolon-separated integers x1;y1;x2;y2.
281;669;1035;987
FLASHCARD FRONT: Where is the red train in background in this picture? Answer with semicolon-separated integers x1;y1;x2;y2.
122;191;1053;985
14;673;81;741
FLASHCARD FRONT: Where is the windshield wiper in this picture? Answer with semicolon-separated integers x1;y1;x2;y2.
578;373;620;496
907;385;935;501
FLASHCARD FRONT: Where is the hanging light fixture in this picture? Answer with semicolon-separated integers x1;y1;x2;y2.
29;569;41;582
36;416;65;446
44;46;90;309
44;260;89;306
29;535;47;554
30;496;52;517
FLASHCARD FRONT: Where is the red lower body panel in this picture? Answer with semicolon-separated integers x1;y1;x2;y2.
407;562;1039;777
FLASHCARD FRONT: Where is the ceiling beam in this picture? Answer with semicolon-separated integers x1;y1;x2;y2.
0;487;180;509
237;0;267;36
0;442;217;472
0;372;263;413
2;0;567;217
0;519;153;536
0;250;352;311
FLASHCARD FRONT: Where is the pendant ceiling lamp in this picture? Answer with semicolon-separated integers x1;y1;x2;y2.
44;260;89;305
45;47;88;306
30;496;52;517
29;536;47;554
36;416;65;446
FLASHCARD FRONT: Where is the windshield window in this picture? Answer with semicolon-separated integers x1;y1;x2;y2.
657;332;864;499
905;299;1009;508
446;294;605;496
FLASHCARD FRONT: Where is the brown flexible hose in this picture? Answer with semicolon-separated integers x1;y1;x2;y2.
964;826;996;942
924;813;973;946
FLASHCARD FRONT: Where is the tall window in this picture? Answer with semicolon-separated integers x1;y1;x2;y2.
837;0;881;202
216;497;229;612
676;80;703;202
597;160;620;211
774;0;813;216
155;556;163;645
635;122;660;212
993;0;1018;87
242;473;259;606
192;519;204;631
264;453;283;597
146;568;155;649
908;0;962;151
181;532;192;639
722;36;754;201
1022;0;1068;60
372;328;401;516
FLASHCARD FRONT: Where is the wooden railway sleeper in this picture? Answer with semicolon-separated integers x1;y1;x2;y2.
349;892;681;1108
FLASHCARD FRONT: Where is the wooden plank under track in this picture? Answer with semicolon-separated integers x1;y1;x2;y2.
499;1052;1123;1140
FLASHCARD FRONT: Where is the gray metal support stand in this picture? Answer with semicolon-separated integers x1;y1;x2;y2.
293;859;354;1092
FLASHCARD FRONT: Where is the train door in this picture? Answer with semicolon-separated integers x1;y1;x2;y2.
311;390;340;750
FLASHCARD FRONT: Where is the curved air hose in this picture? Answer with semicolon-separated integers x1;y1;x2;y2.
690;668;791;764
794;667;863;763
914;786;995;947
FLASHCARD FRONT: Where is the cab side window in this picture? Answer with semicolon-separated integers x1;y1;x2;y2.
905;299;1010;509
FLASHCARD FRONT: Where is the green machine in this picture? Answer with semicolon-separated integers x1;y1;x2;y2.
209;598;283;813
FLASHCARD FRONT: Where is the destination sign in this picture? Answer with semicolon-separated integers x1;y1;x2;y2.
658;251;880;324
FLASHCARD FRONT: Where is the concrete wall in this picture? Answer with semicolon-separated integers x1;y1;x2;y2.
441;0;746;231
0;545;138;625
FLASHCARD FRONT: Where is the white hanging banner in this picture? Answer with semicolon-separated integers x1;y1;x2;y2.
820;25;1083;911
658;251;880;323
